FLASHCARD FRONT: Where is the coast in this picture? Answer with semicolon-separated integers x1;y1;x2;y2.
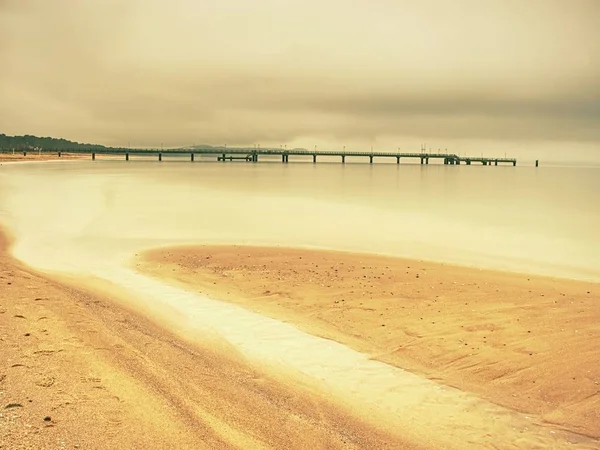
0;228;414;449
135;244;600;439
0;153;87;163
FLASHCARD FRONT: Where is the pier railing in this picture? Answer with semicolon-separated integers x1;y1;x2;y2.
2;147;517;166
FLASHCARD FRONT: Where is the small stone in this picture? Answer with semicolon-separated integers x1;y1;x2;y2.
43;416;51;422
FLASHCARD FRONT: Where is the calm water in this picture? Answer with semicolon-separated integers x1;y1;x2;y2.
0;160;599;281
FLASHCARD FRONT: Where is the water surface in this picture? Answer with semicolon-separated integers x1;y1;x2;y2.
1;160;598;281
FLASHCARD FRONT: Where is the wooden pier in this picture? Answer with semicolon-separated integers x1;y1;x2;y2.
12;148;518;166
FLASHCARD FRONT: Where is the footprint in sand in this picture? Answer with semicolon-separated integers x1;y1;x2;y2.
35;377;56;388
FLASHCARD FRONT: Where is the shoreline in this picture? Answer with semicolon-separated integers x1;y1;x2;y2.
135;243;600;439
0;153;89;163
152;240;600;284
0;227;416;449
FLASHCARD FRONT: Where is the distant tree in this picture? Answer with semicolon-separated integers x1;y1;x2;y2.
0;133;109;151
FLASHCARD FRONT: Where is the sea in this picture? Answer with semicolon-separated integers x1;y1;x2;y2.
1;157;599;447
0;157;599;281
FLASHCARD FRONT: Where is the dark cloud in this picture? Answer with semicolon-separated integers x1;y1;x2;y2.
1;0;599;156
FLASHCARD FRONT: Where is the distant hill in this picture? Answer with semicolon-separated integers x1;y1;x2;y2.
182;144;309;152
0;134;109;151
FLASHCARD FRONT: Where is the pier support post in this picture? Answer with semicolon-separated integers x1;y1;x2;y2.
369;155;373;164
191;153;194;162
92;152;95;160
495;160;498;166
58;151;61;158
341;155;345;164
159;152;162;162
535;160;539;167
125;153;129;161
425;157;429;165
513;161;516;166
420;157;424;165
397;156;400;164
313;154;317;163
222;153;226;162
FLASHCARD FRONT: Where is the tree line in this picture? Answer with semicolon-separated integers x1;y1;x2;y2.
0;134;108;151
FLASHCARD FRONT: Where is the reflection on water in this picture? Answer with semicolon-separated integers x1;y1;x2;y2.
1;160;599;280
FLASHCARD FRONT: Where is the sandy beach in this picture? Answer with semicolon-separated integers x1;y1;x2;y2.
136;245;600;440
2;160;599;448
0;153;88;163
0;229;418;449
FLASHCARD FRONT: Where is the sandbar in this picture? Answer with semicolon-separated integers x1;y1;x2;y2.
136;244;600;439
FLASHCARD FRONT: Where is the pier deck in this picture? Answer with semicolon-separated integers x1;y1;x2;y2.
6;148;518;166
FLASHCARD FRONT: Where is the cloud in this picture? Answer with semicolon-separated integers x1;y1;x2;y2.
1;0;599;154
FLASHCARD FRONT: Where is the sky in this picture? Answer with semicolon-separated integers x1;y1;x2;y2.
1;0;599;160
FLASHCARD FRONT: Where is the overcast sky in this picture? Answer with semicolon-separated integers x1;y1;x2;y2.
1;0;598;159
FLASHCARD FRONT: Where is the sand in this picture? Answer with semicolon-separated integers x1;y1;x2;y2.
0;230;417;449
0;153;87;163
136;245;600;440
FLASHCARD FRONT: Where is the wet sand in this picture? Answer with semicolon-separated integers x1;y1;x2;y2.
0;230;417;449
136;245;600;440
